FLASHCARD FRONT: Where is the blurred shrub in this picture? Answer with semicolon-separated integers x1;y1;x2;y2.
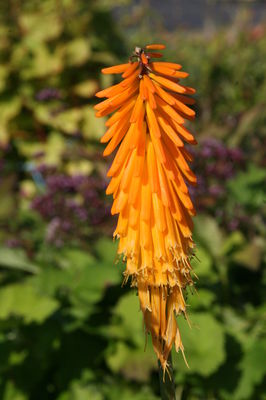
0;0;126;250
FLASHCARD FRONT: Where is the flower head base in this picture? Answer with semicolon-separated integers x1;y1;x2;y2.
95;44;197;372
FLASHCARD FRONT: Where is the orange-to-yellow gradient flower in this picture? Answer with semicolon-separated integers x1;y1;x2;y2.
95;44;197;372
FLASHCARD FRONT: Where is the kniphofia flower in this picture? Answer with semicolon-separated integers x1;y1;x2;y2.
95;44;197;373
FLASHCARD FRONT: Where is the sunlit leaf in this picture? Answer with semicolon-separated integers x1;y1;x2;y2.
73;80;98;98
82;107;106;140
173;312;226;376
19;12;62;44
21;45;63;79
0;281;58;323
63;38;91;66
0;97;21;145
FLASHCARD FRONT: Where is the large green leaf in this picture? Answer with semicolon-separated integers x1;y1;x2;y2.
0;281;58;323
173;312;226;376
234;338;266;400
108;291;142;343
33;243;122;319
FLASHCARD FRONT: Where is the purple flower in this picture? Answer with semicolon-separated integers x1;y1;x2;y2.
35;88;62;102
31;169;111;246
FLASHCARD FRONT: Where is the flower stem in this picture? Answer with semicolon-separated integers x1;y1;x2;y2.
158;352;176;400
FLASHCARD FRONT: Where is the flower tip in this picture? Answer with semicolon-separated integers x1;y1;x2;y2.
101;68;109;74
145;44;166;50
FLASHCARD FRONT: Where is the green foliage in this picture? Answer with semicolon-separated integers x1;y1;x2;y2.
0;0;126;172
234;338;266;400
174;312;226;376
0;281;59;323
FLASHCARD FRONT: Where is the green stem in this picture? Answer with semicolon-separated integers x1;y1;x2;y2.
158;352;176;400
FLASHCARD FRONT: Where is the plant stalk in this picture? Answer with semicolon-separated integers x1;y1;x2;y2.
158;352;176;400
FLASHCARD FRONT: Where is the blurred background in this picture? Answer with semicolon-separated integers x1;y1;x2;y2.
0;0;265;399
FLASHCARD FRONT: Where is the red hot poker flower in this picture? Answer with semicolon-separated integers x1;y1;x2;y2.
95;44;197;372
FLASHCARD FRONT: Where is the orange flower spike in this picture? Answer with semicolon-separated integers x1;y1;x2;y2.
95;44;197;373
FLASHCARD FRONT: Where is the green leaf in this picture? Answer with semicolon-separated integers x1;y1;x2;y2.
63;38;91;66
19;12;62;44
18;131;65;166
106;341;156;382
33;244;122;318
0;65;8;92
187;289;216;310
58;383;103;400
234;339;266;400
232;237;264;271
94;238;118;264
173;312;226;376
73;80;98;98
191;246;216;282
104;385;159;400
0;281;58;323
222;231;245;255
106;292;157;380
227;164;266;210
1;380;27;400
194;215;224;258
48;109;82;135
20;45;63;79
0;247;39;274
109;292;142;343
0;97;21;145
82;107;106;140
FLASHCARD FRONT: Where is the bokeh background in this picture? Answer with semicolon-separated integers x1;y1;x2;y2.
0;0;265;399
